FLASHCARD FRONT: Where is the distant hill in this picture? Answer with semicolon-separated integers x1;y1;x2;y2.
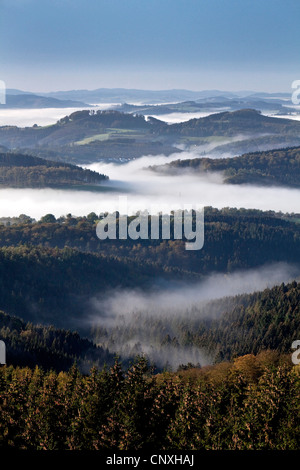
39;88;245;104
0;110;154;148
115;98;292;116
5;88;292;105
0;93;91;109
160;109;300;137
1;109;300;163
0;108;295;147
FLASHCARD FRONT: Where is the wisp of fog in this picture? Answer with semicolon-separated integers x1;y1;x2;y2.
86;262;299;370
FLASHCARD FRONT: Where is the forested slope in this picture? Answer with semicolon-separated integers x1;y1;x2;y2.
152;146;300;188
0;152;108;188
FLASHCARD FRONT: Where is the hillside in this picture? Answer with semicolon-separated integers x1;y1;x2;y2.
92;281;300;366
0;310;114;371
0;151;108;188
151;146;300;188
0;244;185;328
200;281;300;361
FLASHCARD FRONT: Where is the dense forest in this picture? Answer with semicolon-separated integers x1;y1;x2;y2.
0;207;298;275
0;152;108;188
0;244;173;327
0;354;299;450
0;310;114;372
153;146;300;187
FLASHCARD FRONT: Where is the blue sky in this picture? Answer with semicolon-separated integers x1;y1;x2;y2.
0;0;299;92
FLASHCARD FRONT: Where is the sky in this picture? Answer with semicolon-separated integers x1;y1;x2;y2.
0;0;300;92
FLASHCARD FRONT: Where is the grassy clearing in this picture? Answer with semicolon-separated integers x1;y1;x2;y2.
75;133;110;145
75;128;146;145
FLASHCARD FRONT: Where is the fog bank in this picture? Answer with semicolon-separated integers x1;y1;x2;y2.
1;147;300;218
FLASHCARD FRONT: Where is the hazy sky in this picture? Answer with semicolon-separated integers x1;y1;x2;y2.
0;0;300;92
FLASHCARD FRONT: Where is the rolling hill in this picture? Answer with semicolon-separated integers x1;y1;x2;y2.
1;108;300;163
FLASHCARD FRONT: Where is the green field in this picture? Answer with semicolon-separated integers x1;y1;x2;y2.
75;128;145;145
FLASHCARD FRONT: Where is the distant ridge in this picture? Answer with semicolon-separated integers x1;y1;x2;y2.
1;93;91;109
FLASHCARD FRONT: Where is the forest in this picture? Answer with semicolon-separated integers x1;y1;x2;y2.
0;207;298;274
0;208;299;373
0;310;114;372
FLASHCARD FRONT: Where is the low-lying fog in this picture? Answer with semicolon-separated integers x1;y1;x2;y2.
144;111;221;123
88;262;299;324
0;149;300;218
1;105;300;127
0;106;214;127
87;262;299;370
0;107;90;127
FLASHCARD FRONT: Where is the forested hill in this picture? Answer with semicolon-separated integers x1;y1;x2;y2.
1;109;300;150
160;109;300;137
196;281;300;361
92;281;300;367
151;146;300;188
0;245;183;328
0;310;115;371
0;110;152;148
0;152;108;188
